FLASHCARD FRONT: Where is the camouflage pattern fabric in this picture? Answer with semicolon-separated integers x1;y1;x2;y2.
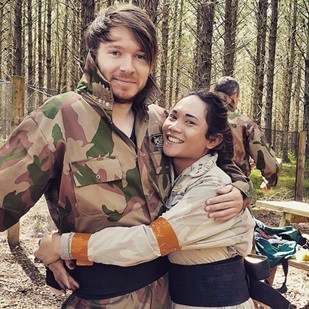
61;153;255;269
0;53;252;307
214;91;281;188
61;275;170;309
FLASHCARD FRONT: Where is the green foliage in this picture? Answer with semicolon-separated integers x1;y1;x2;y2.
250;162;309;206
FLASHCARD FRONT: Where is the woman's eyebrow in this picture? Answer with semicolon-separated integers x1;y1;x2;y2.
185;113;198;120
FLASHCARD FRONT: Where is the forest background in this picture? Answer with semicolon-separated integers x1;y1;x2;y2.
0;0;308;163
0;2;308;307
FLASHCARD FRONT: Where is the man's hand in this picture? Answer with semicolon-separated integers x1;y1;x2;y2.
205;185;243;221
48;259;79;292
34;233;61;266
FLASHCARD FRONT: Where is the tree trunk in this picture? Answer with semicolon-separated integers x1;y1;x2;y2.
264;0;279;144
46;0;52;94
159;0;169;108
252;0;268;126
223;0;238;76
58;4;69;92
0;1;3;79
37;0;44;102
294;56;302;132
282;0;297;162
27;0;35;113
13;0;23;76
6;6;13;79
70;2;78;90
167;0;179;109
145;0;159;25
80;0;95;68
175;0;184;102
303;18;309;161
194;0;216;90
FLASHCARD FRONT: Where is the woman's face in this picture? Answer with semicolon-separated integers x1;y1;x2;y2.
163;95;214;163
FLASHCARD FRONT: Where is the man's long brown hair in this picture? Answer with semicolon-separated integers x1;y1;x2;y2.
85;4;158;69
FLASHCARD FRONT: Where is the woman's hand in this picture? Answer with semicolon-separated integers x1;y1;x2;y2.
34;233;61;266
48;259;79;292
205;185;243;221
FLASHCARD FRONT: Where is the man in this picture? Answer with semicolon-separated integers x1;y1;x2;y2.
1;5;252;308
213;76;282;190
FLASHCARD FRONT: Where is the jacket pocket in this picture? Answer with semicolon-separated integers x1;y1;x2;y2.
69;157;126;216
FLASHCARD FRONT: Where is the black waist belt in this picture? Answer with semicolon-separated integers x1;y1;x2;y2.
169;255;291;308
46;257;169;300
169;255;250;307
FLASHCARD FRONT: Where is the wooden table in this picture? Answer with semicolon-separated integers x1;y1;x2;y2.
256;200;309;272
255;200;309;227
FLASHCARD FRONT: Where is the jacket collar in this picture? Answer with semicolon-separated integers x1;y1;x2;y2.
76;53;161;117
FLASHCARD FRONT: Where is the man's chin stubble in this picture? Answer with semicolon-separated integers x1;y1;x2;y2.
113;94;137;104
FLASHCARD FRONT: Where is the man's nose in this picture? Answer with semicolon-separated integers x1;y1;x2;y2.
120;56;135;74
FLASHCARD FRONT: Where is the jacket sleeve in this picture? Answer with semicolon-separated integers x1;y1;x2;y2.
61;179;254;266
0;115;55;231
247;119;281;187
220;159;255;206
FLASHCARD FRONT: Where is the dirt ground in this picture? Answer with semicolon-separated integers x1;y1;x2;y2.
0;199;308;308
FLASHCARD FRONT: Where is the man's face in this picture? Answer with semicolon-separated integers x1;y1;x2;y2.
231;92;239;108
96;27;151;103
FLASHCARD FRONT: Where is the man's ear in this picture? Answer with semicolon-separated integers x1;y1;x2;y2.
206;133;223;150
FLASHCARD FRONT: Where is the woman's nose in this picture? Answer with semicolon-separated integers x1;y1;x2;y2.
169;121;182;133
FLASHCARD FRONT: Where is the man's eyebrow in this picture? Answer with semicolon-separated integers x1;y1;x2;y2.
106;43;144;53
106;43;124;49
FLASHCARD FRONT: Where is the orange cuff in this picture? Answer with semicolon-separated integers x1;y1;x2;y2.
150;217;181;256
71;233;93;266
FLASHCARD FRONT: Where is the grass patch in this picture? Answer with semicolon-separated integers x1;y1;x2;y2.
250;160;309;206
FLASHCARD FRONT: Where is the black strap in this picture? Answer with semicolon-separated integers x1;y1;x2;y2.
46;257;169;299
245;254;291;308
248;279;291;308
169;256;250;307
277;259;289;293
169;255;291;308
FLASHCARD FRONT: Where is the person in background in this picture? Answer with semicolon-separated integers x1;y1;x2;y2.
213;76;282;191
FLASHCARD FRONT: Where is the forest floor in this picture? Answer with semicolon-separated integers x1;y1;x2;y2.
0;198;308;308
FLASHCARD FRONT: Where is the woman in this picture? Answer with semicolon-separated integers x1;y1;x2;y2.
36;91;255;308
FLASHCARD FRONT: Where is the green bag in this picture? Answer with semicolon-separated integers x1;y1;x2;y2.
254;218;308;293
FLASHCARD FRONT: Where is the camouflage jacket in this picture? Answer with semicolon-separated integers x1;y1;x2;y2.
214;91;281;188
0;56;252;234
60;153;255;266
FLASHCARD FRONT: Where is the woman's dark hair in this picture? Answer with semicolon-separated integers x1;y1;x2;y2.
85;4;158;69
181;90;234;166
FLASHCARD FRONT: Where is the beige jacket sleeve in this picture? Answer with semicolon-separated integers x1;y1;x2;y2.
61;182;254;266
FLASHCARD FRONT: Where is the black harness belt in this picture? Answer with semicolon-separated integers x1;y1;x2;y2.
169;255;250;307
46;256;169;300
169;255;291;308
